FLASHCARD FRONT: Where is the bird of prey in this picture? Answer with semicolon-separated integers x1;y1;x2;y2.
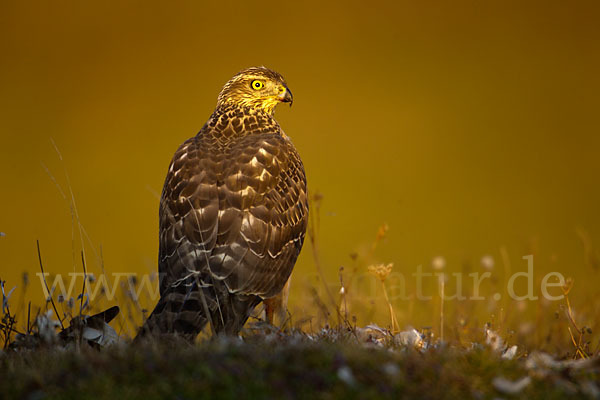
137;67;308;341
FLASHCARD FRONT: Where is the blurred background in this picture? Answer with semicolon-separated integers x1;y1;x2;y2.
1;1;599;348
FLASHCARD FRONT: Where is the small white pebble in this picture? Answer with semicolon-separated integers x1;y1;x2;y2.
502;345;518;360
485;328;505;353
382;362;400;376
394;329;424;349
337;366;355;386
492;376;531;394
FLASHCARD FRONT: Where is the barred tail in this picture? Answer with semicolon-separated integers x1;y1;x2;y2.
135;280;262;342
135;286;211;342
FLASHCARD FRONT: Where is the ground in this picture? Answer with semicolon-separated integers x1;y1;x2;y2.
1;329;598;400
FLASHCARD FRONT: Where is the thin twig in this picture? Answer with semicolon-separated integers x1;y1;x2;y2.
51;138;89;273
440;276;445;342
36;240;65;330
561;281;589;359
338;267;349;325
380;282;399;333
307;194;339;324
80;250;87;317
27;302;31;334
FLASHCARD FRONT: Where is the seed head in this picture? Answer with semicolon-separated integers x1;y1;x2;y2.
368;263;393;282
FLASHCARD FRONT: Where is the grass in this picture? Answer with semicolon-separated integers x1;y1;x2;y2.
1;332;598;400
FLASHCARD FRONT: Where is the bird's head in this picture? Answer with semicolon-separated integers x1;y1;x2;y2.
216;66;293;114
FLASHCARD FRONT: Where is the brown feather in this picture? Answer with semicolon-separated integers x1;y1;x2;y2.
136;67;307;340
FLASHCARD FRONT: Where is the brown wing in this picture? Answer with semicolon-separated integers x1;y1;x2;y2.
157;135;220;298
210;133;308;297
158;131;308;302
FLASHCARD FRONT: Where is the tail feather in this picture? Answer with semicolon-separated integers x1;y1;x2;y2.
135;278;261;342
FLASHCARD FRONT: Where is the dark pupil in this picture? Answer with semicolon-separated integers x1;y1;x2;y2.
254;82;260;88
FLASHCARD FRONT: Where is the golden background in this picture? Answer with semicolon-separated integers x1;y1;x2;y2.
1;1;599;342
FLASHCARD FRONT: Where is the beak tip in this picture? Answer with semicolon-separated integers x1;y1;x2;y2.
280;87;293;105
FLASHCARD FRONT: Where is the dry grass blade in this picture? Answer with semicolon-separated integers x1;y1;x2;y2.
80;251;87;318
561;278;589;359
307;193;340;325
36;240;64;330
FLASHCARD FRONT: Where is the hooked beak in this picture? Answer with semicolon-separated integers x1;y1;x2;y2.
279;86;293;106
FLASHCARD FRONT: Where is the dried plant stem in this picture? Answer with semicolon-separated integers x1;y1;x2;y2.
36;240;65;330
79;251;87;317
440;277;445;342
380;282;399;333
567;327;586;359
338;267;349;326
562;281;589;359
308;233;337;313
27;302;31;333
307;195;339;324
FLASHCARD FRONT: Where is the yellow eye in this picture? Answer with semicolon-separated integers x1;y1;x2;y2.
251;80;264;90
